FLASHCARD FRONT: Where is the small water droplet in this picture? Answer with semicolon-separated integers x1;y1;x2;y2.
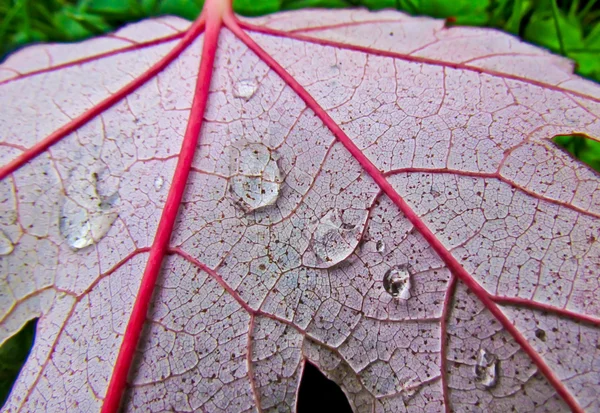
154;176;164;191
475;348;498;388
60;170;119;250
0;230;14;256
233;79;258;100
383;265;411;299
229;141;282;212
376;240;386;253
304;208;367;269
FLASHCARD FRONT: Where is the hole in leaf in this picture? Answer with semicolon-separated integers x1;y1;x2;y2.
297;361;352;413
553;134;600;172
0;319;37;408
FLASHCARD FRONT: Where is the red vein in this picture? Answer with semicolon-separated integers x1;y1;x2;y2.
100;5;220;412
384;167;600;219
492;295;600;326
238;21;600;105
0;23;202;181
440;275;456;413
0;32;185;86
246;315;263;413
288;19;408;34
13;248;149;412
171;247;254;314
225;16;583;412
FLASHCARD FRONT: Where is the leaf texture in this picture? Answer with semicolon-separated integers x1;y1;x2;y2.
1;1;600;412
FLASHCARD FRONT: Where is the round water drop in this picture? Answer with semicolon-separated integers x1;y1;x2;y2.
229;141;282;212
304;208;368;269
0;230;14;256
375;240;386;253
154;176;164;191
474;348;498;388
383;265;411;299
233;79;258;100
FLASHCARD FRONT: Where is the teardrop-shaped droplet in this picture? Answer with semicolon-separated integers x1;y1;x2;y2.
154;176;164;191
474;348;498;388
304;208;367;269
233;79;258;100
383;265;411;299
60;170;119;250
376;240;386;253
0;230;14;256
229;142;282;212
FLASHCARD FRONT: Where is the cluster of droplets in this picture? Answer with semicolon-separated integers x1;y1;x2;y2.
228;141;282;213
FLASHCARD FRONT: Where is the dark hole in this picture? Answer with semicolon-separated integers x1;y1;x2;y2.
297;361;352;413
0;318;37;408
553;134;600;172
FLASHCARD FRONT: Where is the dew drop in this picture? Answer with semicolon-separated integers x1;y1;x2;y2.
304;208;367;269
229;141;282;212
60;170;119;250
233;79;258;100
383;265;411;299
0;230;14;256
474;348;498;388
376;240;386;253
154;176;164;191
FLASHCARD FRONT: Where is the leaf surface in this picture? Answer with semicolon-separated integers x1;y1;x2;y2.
1;1;600;412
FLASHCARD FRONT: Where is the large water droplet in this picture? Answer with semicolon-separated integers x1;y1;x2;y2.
0;230;14;256
154;176;164;191
229;141;282;212
233;79;258;100
383;265;411;299
304;208;367;269
474;348;498;388
60;170;119;250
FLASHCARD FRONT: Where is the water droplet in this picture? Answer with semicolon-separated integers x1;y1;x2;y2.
233;79;258;100
154;176;164;191
0;230;14;256
304;208;367;269
475;348;498;388
376;240;386;253
383;265;411;299
60;171;119;250
229;142;282;212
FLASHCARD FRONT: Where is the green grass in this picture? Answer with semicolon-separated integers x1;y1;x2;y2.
1;0;599;82
0;0;599;408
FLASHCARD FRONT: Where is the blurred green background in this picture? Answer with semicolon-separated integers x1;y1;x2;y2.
0;0;599;407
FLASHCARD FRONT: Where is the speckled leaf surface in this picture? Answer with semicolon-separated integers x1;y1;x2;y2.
1;1;600;411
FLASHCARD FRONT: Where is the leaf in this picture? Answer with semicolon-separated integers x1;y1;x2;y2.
1;0;600;411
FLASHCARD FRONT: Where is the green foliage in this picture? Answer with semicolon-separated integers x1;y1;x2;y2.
1;0;598;79
0;0;599;407
554;134;600;172
0;319;36;407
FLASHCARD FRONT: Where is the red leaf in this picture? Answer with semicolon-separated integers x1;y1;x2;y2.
1;1;600;411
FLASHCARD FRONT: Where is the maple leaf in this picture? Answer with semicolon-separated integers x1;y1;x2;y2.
1;0;600;411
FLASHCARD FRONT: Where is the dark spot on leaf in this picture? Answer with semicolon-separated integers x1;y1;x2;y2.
535;328;546;341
